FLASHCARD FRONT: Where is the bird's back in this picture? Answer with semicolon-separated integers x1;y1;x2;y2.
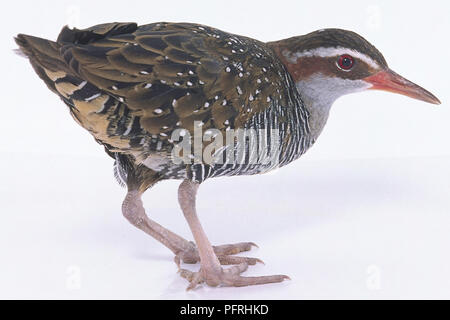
16;22;312;182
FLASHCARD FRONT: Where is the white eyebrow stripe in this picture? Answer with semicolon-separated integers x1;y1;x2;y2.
285;47;380;69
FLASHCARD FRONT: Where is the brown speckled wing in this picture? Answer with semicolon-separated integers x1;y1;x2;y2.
58;22;289;142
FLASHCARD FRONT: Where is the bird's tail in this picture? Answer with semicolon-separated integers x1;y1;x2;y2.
14;34;69;94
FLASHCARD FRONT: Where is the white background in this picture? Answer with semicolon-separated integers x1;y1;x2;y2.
0;0;449;299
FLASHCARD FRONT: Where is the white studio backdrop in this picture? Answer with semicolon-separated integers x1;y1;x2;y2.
0;0;449;299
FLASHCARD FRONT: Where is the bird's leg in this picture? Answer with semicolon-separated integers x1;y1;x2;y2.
178;179;290;289
122;190;194;255
122;190;259;266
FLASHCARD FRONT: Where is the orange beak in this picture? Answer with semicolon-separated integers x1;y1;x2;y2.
364;69;441;105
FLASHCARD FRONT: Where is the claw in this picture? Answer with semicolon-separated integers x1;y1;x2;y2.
174;255;181;268
249;242;259;248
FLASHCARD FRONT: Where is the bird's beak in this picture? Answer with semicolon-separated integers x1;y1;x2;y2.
364;69;441;105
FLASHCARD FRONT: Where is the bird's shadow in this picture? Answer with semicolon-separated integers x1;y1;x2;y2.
81;158;430;295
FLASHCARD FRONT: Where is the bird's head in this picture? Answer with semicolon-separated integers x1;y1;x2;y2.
270;28;440;107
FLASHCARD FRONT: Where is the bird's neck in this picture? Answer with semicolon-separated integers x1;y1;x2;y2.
268;42;334;141
295;75;337;141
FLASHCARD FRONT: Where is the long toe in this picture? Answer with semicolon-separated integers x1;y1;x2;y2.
213;242;258;255
222;274;291;287
175;241;260;266
179;263;290;290
217;255;263;266
179;269;205;290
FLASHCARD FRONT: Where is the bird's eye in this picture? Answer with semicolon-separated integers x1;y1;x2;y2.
337;54;354;71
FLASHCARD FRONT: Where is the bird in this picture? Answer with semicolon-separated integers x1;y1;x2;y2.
15;22;440;290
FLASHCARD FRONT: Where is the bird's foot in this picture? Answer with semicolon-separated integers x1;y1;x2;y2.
174;242;262;267
179;263;290;290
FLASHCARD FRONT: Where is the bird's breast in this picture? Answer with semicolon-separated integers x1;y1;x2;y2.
146;92;314;182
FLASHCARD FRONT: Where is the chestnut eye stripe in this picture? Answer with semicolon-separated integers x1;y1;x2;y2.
291;47;380;70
